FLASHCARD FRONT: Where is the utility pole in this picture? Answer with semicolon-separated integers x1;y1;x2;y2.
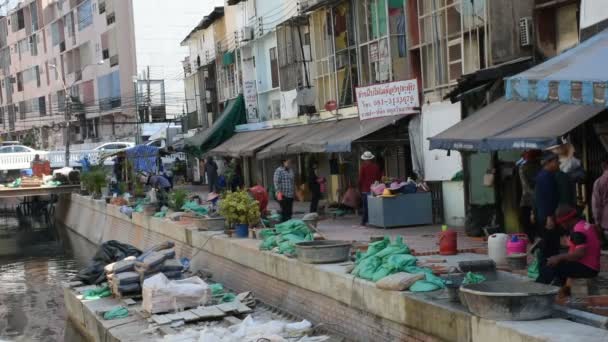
64;93;71;167
147;66;152;123
133;76;140;144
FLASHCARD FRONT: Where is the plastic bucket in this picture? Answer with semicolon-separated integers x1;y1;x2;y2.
235;224;249;238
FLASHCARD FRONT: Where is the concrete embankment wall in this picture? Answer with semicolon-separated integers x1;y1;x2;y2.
57;194;608;342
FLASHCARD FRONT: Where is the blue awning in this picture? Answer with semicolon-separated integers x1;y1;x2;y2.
429;98;604;152
505;28;608;106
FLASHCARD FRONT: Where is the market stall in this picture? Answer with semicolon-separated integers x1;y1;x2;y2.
367;180;433;228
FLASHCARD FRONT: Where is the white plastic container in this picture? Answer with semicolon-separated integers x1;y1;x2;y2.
488;233;509;265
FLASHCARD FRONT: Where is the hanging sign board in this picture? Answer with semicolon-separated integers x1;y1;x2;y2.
355;79;419;120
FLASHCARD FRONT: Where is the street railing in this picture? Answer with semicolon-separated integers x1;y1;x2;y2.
0;150;186;171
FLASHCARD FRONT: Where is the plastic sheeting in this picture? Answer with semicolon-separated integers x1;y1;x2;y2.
76;240;142;285
408;114;424;179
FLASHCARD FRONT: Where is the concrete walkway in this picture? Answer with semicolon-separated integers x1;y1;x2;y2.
177;184;486;254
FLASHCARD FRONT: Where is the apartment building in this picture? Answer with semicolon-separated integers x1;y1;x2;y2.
0;0;210;149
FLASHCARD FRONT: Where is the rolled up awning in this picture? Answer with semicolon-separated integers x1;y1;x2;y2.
184;95;246;155
429;98;604;152
256;115;408;159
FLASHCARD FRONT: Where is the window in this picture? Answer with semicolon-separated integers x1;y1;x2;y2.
18;101;26;119
97;70;121;110
13;146;30;153
17;39;28;59
99;1;106;14
30;2;39;32
0;107;3;125
417;0;487;95
78;0;93;31
11;9;25;32
107;12;116;25
51;21;62;46
29;34;38;56
57;90;66;112
35;65;41;88
16;72;23;92
269;47;279;88
39;96;46;116
276;24;307;91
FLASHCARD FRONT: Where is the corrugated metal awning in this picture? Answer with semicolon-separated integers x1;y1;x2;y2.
429;98;605;152
256;116;409;159
207;129;287;158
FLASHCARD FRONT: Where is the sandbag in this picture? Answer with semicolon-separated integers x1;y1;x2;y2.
385;254;417;271
371;264;392;282
117;282;141;293
409;273;446;292
112;271;140;285
137;241;175;261
163;271;183;280
142;273;211;314
358;237;390;262
353;256;381;280
376;273;425;291
104;257;137;274
162;259;184;272
374;236;410;259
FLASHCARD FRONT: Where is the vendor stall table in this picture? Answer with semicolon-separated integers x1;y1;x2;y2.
367;192;433;228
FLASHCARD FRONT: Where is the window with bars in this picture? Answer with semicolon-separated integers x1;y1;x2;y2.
78;0;93;31
39;96;46;116
417;0;488;95
269;47;279;89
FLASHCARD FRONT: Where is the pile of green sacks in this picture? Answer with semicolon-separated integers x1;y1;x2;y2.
352;236;446;292
259;219;313;256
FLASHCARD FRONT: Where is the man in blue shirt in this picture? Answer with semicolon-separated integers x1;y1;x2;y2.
534;152;562;267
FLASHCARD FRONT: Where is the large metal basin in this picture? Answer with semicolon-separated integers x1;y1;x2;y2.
295;240;352;264
460;280;558;321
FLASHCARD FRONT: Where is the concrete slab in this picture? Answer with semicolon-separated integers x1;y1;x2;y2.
191;306;225;319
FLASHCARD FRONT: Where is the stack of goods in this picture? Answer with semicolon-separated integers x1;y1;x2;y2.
351;236;446;293
20;177;44;188
259;220;313;256
142;273;211;314
104;242;186;298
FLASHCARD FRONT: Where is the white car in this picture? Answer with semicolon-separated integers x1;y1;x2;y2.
93;142;135;152
0;145;39;154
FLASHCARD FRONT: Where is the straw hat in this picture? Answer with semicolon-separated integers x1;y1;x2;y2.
379;188;396;198
361;151;375;160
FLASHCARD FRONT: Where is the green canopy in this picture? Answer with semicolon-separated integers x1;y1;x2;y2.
185;95;246;156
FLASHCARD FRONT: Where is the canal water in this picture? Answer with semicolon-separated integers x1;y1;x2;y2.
0;217;94;342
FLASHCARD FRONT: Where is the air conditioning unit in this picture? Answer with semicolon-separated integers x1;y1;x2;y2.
241;26;254;42
519;17;532;47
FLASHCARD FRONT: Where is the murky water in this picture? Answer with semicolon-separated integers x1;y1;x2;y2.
0;217;90;342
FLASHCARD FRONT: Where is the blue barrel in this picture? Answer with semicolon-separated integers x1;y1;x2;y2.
235;224;249;238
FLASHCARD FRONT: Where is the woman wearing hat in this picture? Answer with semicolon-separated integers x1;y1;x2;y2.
358;151;382;226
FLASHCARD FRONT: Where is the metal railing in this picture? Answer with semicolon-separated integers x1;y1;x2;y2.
0;150;186;171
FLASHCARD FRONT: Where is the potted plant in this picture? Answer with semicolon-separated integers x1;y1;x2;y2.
81;166;107;199
219;190;260;238
169;188;189;212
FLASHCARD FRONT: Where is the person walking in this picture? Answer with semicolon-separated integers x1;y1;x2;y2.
519;150;542;241
308;162;321;213
534;152;562;267
274;158;295;222
358;151;382;226
204;156;219;193
592;160;608;249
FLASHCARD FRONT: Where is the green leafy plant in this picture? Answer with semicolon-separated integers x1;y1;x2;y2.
81;166;108;198
219;190;260;226
117;182;128;195
169;189;189;211
134;181;145;198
